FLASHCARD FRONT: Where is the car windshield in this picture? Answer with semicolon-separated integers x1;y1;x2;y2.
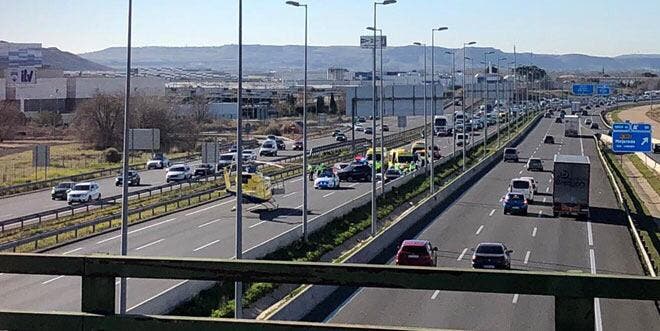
73;184;90;191
476;245;504;254
319;171;334;178
386;169;400;175
505;149;516;154
57;183;73;188
401;245;429;255
530;159;541;165
512;180;530;189
398;155;414;163
198;165;211;169
507;193;525;201
220;155;234;161
170;166;186;172
263;142;274;148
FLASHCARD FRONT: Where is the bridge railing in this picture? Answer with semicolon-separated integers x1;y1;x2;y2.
0;253;658;331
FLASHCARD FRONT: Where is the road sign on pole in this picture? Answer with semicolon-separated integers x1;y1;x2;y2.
397;115;407;128
612;122;652;153
360;35;387;49
201;141;219;164
596;84;612;96
572;84;594;96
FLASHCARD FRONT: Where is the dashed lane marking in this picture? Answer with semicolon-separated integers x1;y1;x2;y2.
457;248;469;261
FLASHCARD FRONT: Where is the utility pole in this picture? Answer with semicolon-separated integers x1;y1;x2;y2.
234;0;244;319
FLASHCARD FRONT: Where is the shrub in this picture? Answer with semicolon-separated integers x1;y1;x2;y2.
103;148;122;163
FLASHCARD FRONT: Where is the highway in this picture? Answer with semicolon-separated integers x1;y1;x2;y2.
327;116;660;330
0;116;426;223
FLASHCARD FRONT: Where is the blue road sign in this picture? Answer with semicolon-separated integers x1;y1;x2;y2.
596;85;611;96
612;122;653;153
572;84;594;96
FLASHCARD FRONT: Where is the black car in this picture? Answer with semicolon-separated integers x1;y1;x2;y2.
382;124;390;132
194;163;216;177
275;138;286;150
582;110;589;116
51;181;76;200
544;112;552;118
471;243;512;269
654;144;660;154
115;170;141;186
336;133;347;142
357;117;367;123
555;117;563;123
544;135;555;144
336;163;372;182
590;122;599;129
293;140;303;150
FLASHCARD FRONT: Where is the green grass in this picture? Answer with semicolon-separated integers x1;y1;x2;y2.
602;149;660;275
0;143;189;187
169;113;541;318
629;155;660;196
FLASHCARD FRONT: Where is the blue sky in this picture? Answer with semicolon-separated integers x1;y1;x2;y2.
3;0;659;56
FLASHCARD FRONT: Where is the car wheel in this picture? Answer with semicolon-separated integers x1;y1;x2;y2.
87;196;92;203
68;201;73;205
522;210;528;216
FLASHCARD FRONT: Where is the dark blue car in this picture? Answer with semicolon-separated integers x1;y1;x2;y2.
502;192;528;216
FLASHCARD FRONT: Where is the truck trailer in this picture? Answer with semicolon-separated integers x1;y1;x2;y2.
552;154;590;218
564;115;579;137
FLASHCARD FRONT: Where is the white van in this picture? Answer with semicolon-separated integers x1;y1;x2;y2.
509;178;535;202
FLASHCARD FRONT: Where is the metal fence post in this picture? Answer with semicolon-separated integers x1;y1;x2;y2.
555;296;594;330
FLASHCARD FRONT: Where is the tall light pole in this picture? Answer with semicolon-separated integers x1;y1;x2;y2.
367;26;385;197
118;0;133;315
496;57;507;148
286;1;308;242
430;26;448;195
371;0;396;236
414;42;429;171
445;50;456;158
461;41;476;171
483;51;495;153
467;56;475;147
234;0;244;319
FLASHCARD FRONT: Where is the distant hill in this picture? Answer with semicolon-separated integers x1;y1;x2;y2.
80;45;660;73
0;41;111;71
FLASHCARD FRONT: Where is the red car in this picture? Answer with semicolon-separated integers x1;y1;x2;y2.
293;140;303;150
395;240;438;267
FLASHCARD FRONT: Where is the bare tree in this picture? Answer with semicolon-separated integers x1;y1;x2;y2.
190;95;211;124
0;101;25;142
73;93;124;149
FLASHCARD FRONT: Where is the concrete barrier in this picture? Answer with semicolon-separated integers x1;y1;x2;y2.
261;113;542;321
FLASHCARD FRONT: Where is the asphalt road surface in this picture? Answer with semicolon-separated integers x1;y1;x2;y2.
327;117;660;330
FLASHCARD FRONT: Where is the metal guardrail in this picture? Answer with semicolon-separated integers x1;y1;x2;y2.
0;126;428;252
0;254;657;330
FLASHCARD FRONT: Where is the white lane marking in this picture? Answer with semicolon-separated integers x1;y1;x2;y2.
579;124;585;156
282;192;297;198
323;192;335;198
198;219;222;228
127;280;189;312
542;197;547;203
512;294;519;304
595;298;603;331
545;187;549;193
587;221;594;246
193;239;220;252
96;218;176;244
295;204;304;209
291;178;303;183
431;290;440;300
489;209;496;217
185;201;228;216
249;221;267;229
524;251;531;264
475;225;484;235
538;210;543;217
247;205;261;212
518;170;523;174
347;183;359;187
532;227;537;237
41;275;64;285
548;178;552;183
457;248;468;261
62;247;83;255
589;249;596;274
135;238;164;251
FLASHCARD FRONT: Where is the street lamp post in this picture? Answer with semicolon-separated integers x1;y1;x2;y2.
430;26;448;194
370;0;396;236
461;41;476;171
285;1;308;241
119;0;133;315
445;50;456;158
496;57;506;148
368;26;385;198
414;42;429;172
483;51;494;154
235;0;244;319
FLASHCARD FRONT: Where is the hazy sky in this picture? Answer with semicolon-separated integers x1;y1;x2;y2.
3;0;659;56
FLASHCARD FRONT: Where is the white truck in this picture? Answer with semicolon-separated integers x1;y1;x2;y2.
433;115;453;136
564;115;579;137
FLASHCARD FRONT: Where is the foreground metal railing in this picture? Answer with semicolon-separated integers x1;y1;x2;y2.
0;254;657;330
